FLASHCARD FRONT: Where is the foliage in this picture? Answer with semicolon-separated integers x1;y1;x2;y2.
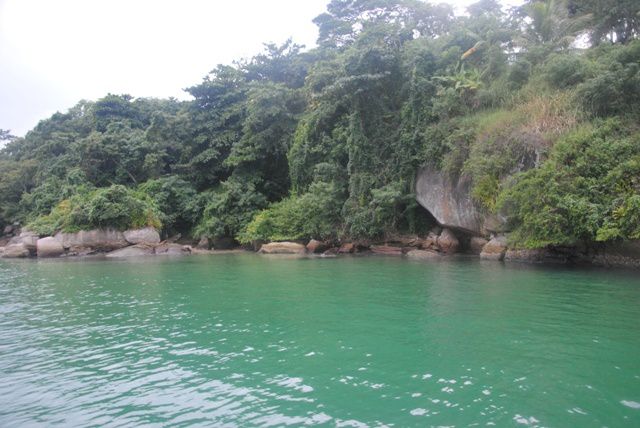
497;119;640;247
239;181;343;243
1;0;639;247
193;176;267;240
27;185;161;235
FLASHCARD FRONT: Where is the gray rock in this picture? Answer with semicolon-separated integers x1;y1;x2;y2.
437;228;460;254
416;167;484;234
37;237;65;258
123;227;161;245
306;239;329;254
16;230;38;253
469;237;489;254
55;229;128;252
105;245;155;258
259;242;307;254
3;225;14;235
1;243;30;258
480;235;508;261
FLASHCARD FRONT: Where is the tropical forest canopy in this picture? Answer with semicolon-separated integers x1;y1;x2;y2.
1;0;639;248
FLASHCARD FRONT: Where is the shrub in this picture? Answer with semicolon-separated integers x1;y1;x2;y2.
543;54;592;89
138;176;199;234
193;177;268;240
497;119;640;247
239;181;343;243
27;185;162;235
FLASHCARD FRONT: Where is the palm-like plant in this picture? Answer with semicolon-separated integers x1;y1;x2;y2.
518;0;590;49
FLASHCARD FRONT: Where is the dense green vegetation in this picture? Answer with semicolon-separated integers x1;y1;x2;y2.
1;0;638;249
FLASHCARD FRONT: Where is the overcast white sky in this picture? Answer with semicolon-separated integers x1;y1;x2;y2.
0;0;522;136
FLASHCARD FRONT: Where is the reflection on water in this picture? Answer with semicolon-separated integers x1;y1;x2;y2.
1;255;639;427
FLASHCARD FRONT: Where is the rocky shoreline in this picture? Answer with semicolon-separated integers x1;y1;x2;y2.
1;224;638;269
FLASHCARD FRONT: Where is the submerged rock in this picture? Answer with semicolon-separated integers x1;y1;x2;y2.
123;227;161;245
259;242;307;254
480;236;508;261
37;237;65;258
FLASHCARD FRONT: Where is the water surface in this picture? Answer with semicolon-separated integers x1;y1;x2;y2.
1;254;639;427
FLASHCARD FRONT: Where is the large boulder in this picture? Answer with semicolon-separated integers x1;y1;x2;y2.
416;167;484;234
480;235;508;261
54;229;128;252
259;242;307;254
10;230;38;254
337;242;355;254
123;227;161;245
37;237;65;258
306;239;329;254
105;245;155;258
437;228;460;254
1;243;30;258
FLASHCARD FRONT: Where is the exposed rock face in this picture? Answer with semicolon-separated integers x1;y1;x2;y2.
480;236;508;261
37;237;65;258
306;239;329;254
55;229;128;252
592;240;640;268
416;232;438;251
105;245;155;258
436;228;460;254
406;249;441;259
338;243;356;254
11;230;38;254
469;237;489;255
123;227;161;245
416;167;484;234
370;245;404;255
3;225;14;235
1;243;29;258
259;242;307;254
505;247;569;264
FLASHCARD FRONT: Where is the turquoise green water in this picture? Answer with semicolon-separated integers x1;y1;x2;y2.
1;254;639;427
